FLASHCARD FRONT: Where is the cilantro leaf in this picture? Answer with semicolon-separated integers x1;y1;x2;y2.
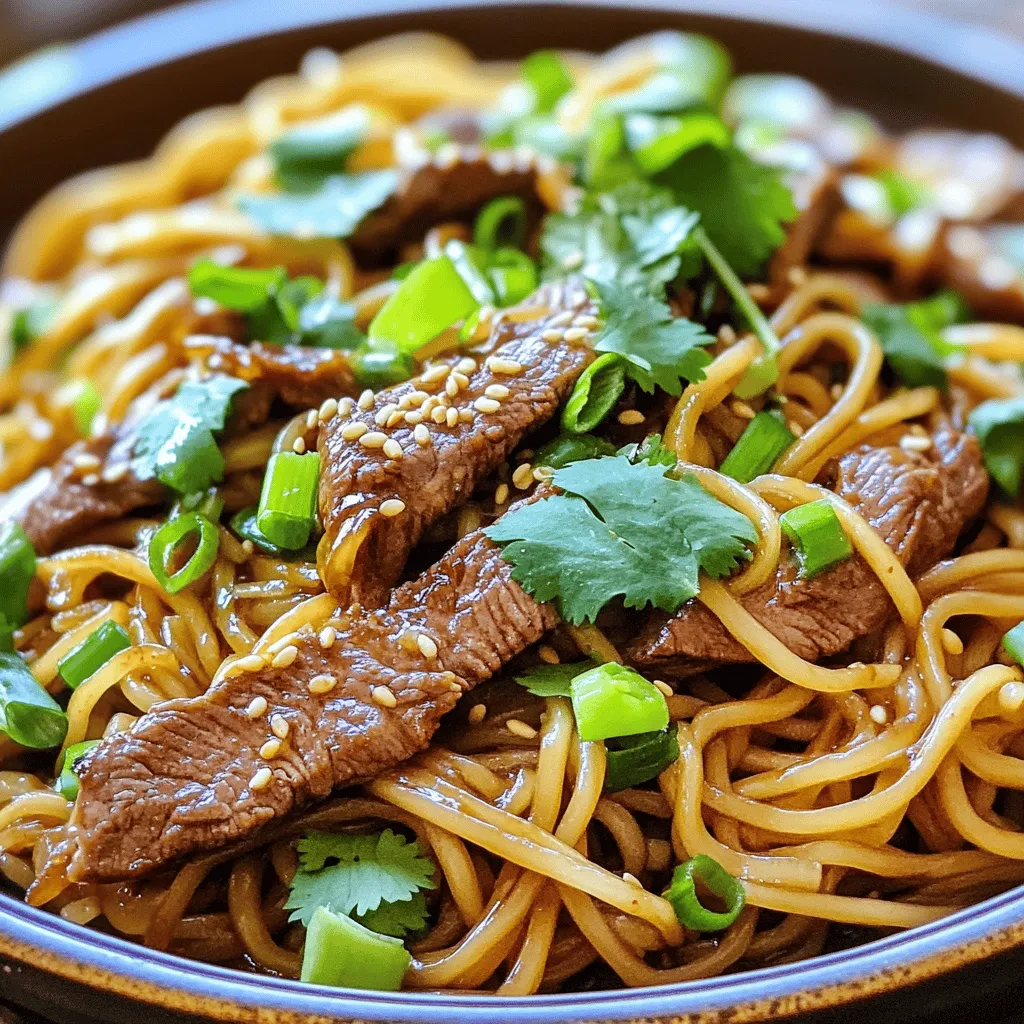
658;143;796;277
238;170;399;239
513;660;597;697
968;395;1024;497
270;106;370;192
486;454;757;624
131;375;248;495
285;829;435;928
621;433;678;467
355;890;429;938
595;280;713;395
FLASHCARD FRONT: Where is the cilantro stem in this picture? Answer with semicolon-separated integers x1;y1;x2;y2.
694;226;780;398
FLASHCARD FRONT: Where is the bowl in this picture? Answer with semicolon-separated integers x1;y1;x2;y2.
2;2;1024;1021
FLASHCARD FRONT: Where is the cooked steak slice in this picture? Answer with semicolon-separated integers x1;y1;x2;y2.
349;145;554;261
69;511;557;882
935;224;1024;325
318;280;596;607
628;420;988;676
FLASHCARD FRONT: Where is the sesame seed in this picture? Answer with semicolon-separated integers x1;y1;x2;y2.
319;398;339;422
468;703;487;725
431;406;448;424
309;673;337;694
397;630;420;653
622;872;643;888
82;473;100;486
383;439;403;459
270;714;290;740
563;326;589;342
506;718;538;740
318;627;336;649
421;364;450;384
260;738;282;759
405;411;423;425
445;407;459;428
445;376;460;398
487;356;523;375
267;632;302;655
245;696;268;719
71;453;101;472
337;397;355;417
305;409;319;430
538;645;560;664
101;463;127;484
372;685;398;708
380;498;406;517
292;436;307;454
485;384;510;400
360;431;388;449
787;421;805;437
341;421;368;440
549;311;574;327
271;645;298;669
456;357;477;374
617;409;645;426
250;767;273;791
541;328;564;342
386;411;405;428
459;408;473;423
475;397;501;414
414;424;431;446
653;679;674;698
731;400;756;420
495;483;510;505
357;389;375;410
453;372;470;389
375;404;398;426
869;704;888;725
900;434;932;452
941;629;964;655
573;314;599;329
241;540;255;556
512;463;534;489
417;634;439;659
235;654;266;673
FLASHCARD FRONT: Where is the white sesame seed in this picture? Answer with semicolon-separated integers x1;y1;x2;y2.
456;357;477;374
250;767;273;791
900;434;932;452
475;397;501;414
319;398;339;422
417;634;439;659
549;311;574;327
380;498;406;517
484;384;510;400
487;356;523;375
71;452;101;472
267;631;302;656
341;421;368;440
245;696;268;719
318;627;336;649
617;409;645;426
305;409;319;430
271;645;298;669
270;714;290;740
337;397;355;417
357;389;375;410
869;704;888;725
241;540;255;556
383;439;403;459
375;403;398;426
385;411;404;428
506;718;538;740
445;376;460;398
421;364;450;384
414;424;431;446
541;328;564;342
459;408;473;423
495;483;509;505
573;314;599;329
941;628;964;655
431;406;448;424
372;685;398;708
404;411;424;425
235;654;266;673
452;372;470;389
731;400;756;420
82;473;100;486
397;629;420;653
512;463;534;489
538;645;560;664
309;673;337;694
468;703;487;725
360;431;388;449
563;326;589;342
292;436;307;454
260;738;282;759
788;421;806;437
446;407;460;427
653;679;674;698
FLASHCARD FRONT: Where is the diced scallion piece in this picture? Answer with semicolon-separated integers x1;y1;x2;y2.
55;739;101;802
718;412;795;484
662;854;745;931
148;512;220;594
0;652;67;749
562;353;626;434
231;505;289;556
60;379;101;435
779;499;853;578
0;521;36;633
270;105;370;191
487;247;537;307
353;346;415;388
604;727;679;792
256;452;320;550
474;196;528;250
1002;622;1024;669
521;50;574;113
569;663;669;742
624;110;729;175
57;621;131;690
188;261;287;312
300;905;411;990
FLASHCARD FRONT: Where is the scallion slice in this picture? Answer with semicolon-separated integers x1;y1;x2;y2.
231;506;287;556
444;240;496;305
188;260;287;312
0;521;36;633
55;739;101;802
521;50;574;113
301;906;411;990
256;452;320;550
353;345;415;388
662;854;745;932
562;353;626;434
0;652;67;750
474;197;528;251
64;379;101;435
488;247;538;307
57;621;131;691
569;663;669;742
779;499;853;578
148;512;220;594
624;110;730;175
270;106;370;191
1002;622;1024;668
718;411;795;484
604;727;679;792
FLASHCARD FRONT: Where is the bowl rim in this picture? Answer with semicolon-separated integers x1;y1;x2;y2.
2;0;1024;1020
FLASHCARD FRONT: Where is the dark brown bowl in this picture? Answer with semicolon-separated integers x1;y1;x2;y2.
2;2;1024;1021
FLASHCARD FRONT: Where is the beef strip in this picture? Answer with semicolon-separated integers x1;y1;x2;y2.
69;509;557;882
348;145;555;261
317;279;596;608
628;420;989;677
935;224;1024;325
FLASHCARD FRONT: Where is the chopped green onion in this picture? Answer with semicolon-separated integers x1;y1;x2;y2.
11;295;59;353
584;113;631;189
521;50;574;114
872;168;929;218
488;247;538;307
300;905;411;990
353;345;415;388
1002;622;1024;668
663;854;745;931
604;727;679;792
188;260;287;312
257;452;320;550
55;739;101;802
297;294;364;350
270;106;370;191
695;227;781;398
444;240;496;305
368;255;478;354
779;499;853;578
172;487;224;524
569;663;669;742
231;506;287;556
719;412;795;484
65;379;101;435
624;111;730;175
57;621;131;690
148;512;220;594
474;197;528;251
535;433;617;470
0;521;36;632
0;652;67;749
459;307;486;343
562;353;626;434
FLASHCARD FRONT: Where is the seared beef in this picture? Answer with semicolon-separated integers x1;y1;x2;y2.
628;420;988;676
318;280;596;607
69;510;557;881
936;224;1024;325
349;145;555;261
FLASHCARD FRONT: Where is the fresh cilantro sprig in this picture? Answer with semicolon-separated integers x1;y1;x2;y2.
285;829;436;938
131;375;248;495
486;453;757;624
969;395;1024;498
514;660;597;697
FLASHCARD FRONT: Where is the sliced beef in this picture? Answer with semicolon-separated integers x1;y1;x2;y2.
628;420;988;677
349;145;554;261
317;280;596;607
936;224;1024;324
69;509;557;881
